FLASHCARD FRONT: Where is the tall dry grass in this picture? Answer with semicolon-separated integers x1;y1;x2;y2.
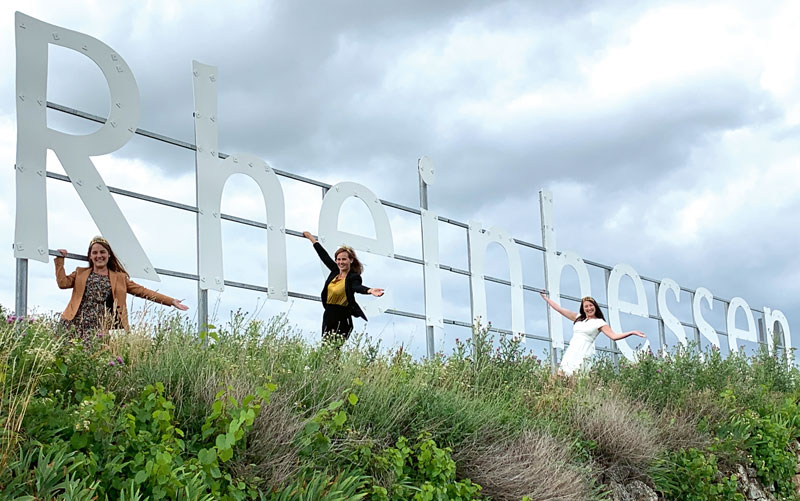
567;386;661;482
455;428;595;500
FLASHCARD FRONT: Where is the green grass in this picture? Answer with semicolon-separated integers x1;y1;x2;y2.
1;308;799;500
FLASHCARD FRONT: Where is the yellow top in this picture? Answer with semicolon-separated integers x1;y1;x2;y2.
326;277;348;306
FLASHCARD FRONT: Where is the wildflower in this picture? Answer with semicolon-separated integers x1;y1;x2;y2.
116;356;124;365
109;360;115;366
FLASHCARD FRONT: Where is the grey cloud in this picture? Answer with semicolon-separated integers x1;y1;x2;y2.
431;80;778;213
33;0;640;181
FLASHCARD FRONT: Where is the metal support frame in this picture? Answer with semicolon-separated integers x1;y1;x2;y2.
419;169;435;358
198;287;209;338
15;258;28;317
13;101;776;363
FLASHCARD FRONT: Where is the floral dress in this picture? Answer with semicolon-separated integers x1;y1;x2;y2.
63;272;113;337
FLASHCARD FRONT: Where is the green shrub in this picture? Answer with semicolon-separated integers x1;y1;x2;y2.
716;396;800;497
652;448;743;501
366;433;482;500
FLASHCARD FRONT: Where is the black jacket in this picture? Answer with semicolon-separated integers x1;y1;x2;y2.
313;242;371;321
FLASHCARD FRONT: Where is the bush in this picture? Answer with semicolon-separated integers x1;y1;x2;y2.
365;433;482;500
716;396;800;497
652;448;743;501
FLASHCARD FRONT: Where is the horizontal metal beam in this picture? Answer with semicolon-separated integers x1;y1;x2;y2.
44;171;535;297
44;101;766;333
49;250;605;348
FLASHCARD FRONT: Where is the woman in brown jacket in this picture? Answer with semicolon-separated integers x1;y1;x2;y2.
56;236;188;336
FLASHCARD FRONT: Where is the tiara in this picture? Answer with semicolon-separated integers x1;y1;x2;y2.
90;236;109;245
581;296;596;302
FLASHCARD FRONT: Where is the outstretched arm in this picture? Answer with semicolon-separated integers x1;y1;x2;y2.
126;280;189;310
303;231;337;273
350;275;385;297
599;324;646;342
540;292;579;322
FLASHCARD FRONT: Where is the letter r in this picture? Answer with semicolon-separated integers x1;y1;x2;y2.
14;12;157;280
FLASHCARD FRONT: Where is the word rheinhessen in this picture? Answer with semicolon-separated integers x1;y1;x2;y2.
13;12;791;361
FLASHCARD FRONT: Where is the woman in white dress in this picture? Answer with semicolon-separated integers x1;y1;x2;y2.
540;294;646;375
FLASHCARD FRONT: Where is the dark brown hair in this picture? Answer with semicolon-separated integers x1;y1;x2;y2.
87;237;128;276
335;246;363;275
574;296;605;323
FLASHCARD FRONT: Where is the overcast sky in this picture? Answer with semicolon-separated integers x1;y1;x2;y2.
2;1;798;361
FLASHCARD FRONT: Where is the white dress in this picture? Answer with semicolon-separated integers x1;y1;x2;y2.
560;318;607;375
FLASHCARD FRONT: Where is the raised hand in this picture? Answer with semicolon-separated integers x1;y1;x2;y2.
302;231;317;244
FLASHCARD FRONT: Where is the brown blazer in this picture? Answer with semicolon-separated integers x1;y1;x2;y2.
55;256;175;330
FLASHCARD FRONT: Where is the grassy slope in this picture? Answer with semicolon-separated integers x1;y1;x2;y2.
2;307;800;500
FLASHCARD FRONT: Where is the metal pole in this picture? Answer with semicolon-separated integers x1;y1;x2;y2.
605;268;620;370
655;282;666;357
722;300;729;353
419;170;435;358
466;221;477;354
757;316;766;351
198;286;209;337
539;192;558;373
15;258;28;317
192;103;209;339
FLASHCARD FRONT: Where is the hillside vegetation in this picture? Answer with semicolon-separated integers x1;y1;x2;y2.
2;305;800;500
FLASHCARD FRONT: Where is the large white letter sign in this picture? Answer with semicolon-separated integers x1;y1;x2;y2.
607;264;651;361
763;307;792;361
726;297;757;353
318;182;393;317
692;287;721;349
192;61;287;299
657;278;688;348
539;191;592;349
421;208;443;328
14;12;157;279
419;156;443;329
467;222;525;337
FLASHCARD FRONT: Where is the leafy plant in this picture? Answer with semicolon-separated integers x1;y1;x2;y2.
716;397;800;497
652;448;743;501
298;379;362;456
368;433;482;500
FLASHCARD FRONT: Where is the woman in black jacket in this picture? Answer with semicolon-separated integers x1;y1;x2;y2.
303;231;384;343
